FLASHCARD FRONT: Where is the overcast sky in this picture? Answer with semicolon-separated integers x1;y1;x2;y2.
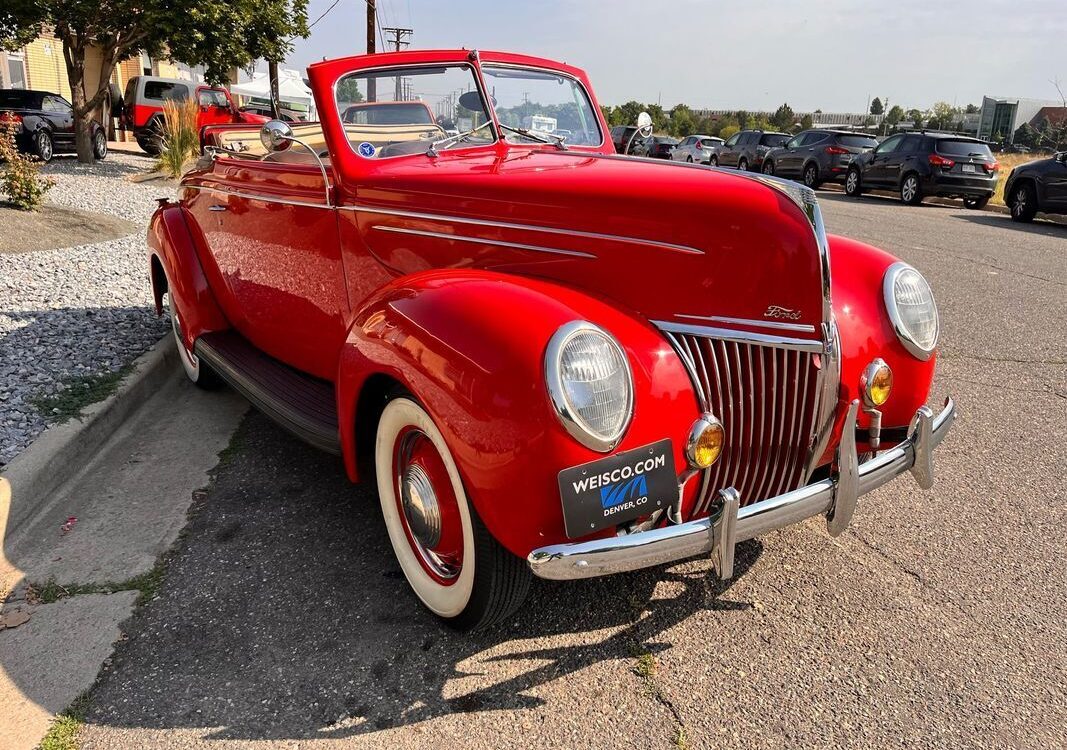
284;0;1066;113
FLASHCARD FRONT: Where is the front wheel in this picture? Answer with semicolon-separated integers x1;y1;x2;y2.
845;167;862;197
92;129;108;160
1009;183;1037;222
34;130;53;162
761;160;775;175
963;194;990;210
900;173;922;205
376;395;531;631
737;157;749;172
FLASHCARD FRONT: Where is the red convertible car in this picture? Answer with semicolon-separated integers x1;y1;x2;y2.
148;49;955;630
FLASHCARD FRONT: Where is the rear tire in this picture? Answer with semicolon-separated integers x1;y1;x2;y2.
761;160;775;175
376;395;531;631
737;157;749;172
1009;183;1037;223
803;163;820;189
900;173;922;205
92;129;108;160
139;119;165;155
709;155;718;167
168;295;221;389
845;167;862;197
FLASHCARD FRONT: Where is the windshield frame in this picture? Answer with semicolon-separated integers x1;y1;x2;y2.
480;62;605;149
330;61;499;160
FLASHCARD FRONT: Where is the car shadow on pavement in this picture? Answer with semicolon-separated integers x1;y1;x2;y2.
78;410;764;742
951;211;1067;236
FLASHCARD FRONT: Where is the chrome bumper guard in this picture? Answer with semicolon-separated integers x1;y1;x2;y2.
528;398;955;581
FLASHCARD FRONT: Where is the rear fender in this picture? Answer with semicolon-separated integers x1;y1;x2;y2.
147;202;228;349
335;269;699;557
826;234;936;457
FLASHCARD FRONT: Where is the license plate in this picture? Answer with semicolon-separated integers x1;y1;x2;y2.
962;164;977;173
557;439;675;538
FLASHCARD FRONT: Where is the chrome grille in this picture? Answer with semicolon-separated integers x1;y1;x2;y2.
665;331;822;514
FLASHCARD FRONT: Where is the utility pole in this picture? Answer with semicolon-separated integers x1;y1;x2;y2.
382;27;414;100
366;0;376;101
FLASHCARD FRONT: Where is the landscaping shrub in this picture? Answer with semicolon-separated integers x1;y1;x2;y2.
0;116;55;211
157;97;201;178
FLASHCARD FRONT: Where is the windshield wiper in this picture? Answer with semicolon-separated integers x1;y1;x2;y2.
426;121;494;157
499;123;568;150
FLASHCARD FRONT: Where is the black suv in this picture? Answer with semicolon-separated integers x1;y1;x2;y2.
715;129;790;171
762;130;879;188
1002;151;1067;222
610;125;641;155
0;88;107;161
845;132;998;207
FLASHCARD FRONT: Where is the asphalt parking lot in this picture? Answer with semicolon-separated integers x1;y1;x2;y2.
79;195;1066;750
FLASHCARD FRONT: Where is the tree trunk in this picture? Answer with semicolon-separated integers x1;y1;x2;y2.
268;59;280;119
59;29;120;163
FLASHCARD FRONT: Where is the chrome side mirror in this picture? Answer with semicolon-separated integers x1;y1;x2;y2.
636;111;653;137
260;119;293;152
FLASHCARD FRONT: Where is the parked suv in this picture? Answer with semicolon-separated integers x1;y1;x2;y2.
671;134;724;164
0;89;107;161
716;129;790;170
121;76;268;154
610;125;641;154
1003;151;1067;222
762;130;878;188
845;132;998;207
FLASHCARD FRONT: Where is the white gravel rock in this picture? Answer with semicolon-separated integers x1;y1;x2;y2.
0;153;174;467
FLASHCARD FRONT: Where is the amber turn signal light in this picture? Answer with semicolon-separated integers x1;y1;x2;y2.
861;358;893;407
686;415;724;469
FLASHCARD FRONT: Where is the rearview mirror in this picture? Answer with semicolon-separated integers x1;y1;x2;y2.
260;119;293;152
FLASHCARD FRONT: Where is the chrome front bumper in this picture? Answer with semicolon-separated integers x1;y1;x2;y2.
528;398;955;581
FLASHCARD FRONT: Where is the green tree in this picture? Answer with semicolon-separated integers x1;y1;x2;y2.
614;100;646;129
668;104;695;137
964;103;979;114
906;109;924;129
928;101;957;130
0;0;309;163
870;97;884;115
771;102;795;131
719;124;740;142
335;77;365;105
798;114;813;132
1013;123;1037;148
886;105;904;125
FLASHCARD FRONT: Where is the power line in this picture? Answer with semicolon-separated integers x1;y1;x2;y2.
307;0;342;30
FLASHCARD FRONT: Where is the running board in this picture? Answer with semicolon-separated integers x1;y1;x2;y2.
195;331;341;454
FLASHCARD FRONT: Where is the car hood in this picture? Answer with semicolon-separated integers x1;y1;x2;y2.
353;149;829;333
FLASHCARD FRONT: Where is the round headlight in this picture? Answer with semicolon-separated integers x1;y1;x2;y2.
545;321;634;452
883;262;939;360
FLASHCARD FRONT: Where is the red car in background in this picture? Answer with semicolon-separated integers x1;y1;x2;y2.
150;48;955;631
121;76;267;154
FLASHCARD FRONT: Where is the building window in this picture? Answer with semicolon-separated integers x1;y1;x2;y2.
140;51;153;75
6;53;27;89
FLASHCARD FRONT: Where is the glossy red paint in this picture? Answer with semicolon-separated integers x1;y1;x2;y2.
129;86;262;135
149;48;939;559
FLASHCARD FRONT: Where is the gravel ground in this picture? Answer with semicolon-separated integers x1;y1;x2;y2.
0;153;172;467
75;197;1066;749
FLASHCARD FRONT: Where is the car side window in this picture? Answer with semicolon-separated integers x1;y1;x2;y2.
198;89;230;108
786;134;804;149
902;135;923;153
804;132;828;146
42;95;70;114
144;81;188;102
874;135;903;154
724;133;741;147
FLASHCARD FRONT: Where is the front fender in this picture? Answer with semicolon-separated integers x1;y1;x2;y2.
828;234;936;442
336;269;699;558
147;202;228;349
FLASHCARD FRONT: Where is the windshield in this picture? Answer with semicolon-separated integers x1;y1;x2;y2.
481;65;602;146
935;139;993;158
761;134;790;147
333;64;493;159
0;90;36;108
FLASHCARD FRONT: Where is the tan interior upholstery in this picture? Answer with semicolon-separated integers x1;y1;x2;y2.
211;121;446;162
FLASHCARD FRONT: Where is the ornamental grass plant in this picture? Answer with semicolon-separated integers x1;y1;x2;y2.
157;97;201;178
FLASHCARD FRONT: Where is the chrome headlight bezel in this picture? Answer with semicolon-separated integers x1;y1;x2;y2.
883;262;939;360
545;321;634;453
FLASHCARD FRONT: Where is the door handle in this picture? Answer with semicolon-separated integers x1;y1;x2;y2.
208;205;228;212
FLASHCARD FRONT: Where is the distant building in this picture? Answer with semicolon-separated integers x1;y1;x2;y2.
977;95;1062;143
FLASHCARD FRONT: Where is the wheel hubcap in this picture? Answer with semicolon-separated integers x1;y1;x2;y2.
903;179;916;200
394;428;463;582
39;136;50;158
806;168;815;185
847;173;857;191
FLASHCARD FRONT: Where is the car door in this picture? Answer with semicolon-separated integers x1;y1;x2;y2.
865;134;905;186
197;88;235;127
1045;157;1067;210
674;136;690;160
776;133;806;175
42;95;75;149
720;132;742;166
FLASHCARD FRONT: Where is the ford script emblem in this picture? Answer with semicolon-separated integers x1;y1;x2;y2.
764;305;802;320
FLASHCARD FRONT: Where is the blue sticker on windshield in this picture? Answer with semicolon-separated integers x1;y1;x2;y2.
357;141;375;158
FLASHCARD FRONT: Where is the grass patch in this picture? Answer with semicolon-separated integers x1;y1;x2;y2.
28;560;167;607
991;153;1036;206
673;727;690;750
38;690;91;750
31;365;133;423
634;651;657;680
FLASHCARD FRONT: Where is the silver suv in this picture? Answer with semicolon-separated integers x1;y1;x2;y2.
671;134;724;164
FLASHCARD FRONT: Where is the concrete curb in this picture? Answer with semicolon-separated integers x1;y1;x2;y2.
0;336;177;540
